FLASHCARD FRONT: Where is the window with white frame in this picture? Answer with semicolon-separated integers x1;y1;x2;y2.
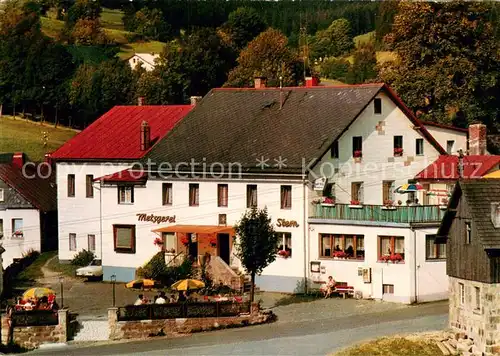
0;188;4;202
113;225;136;253
382;284;394;294
280;185;292;209
425;234;446;260
379;235;405;261
69;233;77;251
459;283;465;305
416;138;424;156
320;234;365;260
118;186;134;204
276;232;292;257
162;232;176;252
12;218;23;238
88;234;96;252
474;286;480;311
246;185;257;208
162;183;173;205
189;184;199;206
351;182;364;203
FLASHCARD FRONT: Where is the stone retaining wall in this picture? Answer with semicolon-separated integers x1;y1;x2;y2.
108;302;273;340
1;309;69;350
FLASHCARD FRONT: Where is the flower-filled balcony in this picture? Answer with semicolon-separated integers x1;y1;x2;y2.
310;203;446;224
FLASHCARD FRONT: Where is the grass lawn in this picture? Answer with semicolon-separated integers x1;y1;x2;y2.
100;8;125;31
40;16;64;38
354;31;375;47
333;337;442;356
46;255;79;278
0;116;78;161
16;251;57;283
118;41;166;59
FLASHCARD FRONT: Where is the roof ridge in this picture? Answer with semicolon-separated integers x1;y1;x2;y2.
214;83;385;91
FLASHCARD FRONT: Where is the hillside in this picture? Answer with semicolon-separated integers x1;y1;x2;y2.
0;116;79;161
40;9;166;60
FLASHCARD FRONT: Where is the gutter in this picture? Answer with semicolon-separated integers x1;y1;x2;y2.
302;173;308;294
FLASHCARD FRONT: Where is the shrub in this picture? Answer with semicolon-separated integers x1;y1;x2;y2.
138;252;193;286
320;58;351;81
71;250;95;266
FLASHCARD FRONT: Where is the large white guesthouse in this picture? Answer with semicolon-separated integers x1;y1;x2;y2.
54;79;470;303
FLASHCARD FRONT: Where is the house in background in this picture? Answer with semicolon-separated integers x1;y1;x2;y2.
51;103;193;263
437;180;500;355
127;53;160;72
0;153;57;267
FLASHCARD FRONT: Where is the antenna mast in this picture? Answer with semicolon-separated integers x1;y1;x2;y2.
299;15;309;81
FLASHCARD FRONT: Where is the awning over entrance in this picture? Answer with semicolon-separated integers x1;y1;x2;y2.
152;225;235;235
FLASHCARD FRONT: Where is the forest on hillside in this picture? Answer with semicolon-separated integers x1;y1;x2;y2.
0;0;499;131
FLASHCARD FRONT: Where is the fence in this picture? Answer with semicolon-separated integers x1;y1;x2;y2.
10;310;59;327
117;301;250;321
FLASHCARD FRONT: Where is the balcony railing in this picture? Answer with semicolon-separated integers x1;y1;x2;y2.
310;203;446;224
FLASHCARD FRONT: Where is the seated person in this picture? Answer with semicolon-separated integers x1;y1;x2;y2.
323;276;336;299
134;294;144;306
155;292;167;304
37;296;50;310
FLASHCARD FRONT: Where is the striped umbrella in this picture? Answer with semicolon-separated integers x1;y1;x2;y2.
394;184;425;194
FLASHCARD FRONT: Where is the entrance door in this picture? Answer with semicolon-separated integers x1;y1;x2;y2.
188;233;198;261
218;234;230;265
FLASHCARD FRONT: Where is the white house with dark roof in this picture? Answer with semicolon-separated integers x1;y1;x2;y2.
127;53;161;72
85;79;468;303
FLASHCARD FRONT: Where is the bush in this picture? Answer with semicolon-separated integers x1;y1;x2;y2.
138;252;193;287
320;58;351;82
71;250;95;266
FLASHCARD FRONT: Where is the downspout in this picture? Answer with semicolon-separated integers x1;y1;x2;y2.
99;180;103;262
412;226;417;304
302;174;308;294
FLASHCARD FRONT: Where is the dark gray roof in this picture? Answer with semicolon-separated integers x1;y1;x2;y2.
460;180;500;249
145;84;385;172
439;180;500;249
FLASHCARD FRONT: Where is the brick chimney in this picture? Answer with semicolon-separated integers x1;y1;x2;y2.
12;152;24;169
140;121;151;151
305;76;319;87
254;76;267;89
469;123;487;155
190;96;202;106
138;96;145;106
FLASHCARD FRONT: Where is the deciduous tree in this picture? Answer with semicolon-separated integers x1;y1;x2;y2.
133;7;171;41
378;2;500;128
225;28;300;87
310;18;354;59
223;7;267;50
234;207;278;303
346;42;377;84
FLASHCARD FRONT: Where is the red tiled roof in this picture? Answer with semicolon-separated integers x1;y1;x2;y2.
51;105;192;160
415;155;500;181
0;161;56;212
95;169;147;183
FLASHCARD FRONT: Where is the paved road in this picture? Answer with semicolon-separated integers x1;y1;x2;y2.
31;301;448;356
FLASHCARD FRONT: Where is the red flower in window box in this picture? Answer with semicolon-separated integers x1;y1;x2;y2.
384;199;394;207
322;197;335;204
13;230;23;237
333;251;347;259
181;235;189;246
350;200;361;205
353;150;362;158
209;237;217;247
394;148;404;156
278;250;290;258
390;253;403;263
380;255;391;262
153;237;163;246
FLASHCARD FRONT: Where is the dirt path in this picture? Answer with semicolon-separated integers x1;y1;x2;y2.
36;255;74;286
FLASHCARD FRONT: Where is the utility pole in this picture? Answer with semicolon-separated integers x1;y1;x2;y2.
299;14;309;81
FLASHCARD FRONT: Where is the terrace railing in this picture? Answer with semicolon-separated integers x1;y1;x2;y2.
310;204;446;224
10;310;59;327
117;301;250;322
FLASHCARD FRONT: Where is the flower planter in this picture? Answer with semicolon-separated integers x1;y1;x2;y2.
321;203;335;207
348;205;363;209
439;206;447;210
381;206;397;210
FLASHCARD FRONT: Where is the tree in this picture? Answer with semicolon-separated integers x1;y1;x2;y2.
71;18;108;45
234;207;278;303
378;2;500;128
225;28;301;87
66;0;101;26
346;43;377;84
374;0;399;49
134;7;171;41
320;58;351;82
223;7;267;50
310;18;354;59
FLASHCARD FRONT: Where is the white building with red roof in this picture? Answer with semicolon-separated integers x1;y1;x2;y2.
51;103;193;263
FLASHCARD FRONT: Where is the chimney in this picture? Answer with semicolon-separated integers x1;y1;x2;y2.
44;152;52;165
138;96;145;106
140;121;151;151
190;96;202;106
305;76;319;87
469;123;487;155
254;76;267;89
12;152;24;169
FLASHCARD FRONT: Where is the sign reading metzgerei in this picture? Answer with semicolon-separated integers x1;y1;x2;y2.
137;213;176;224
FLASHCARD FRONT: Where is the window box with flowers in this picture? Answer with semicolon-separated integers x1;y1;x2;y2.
13;230;23;238
153;237;164;247
380;253;404;264
349;200;363;209
333;251;348;259
382;199;397;210
181;235;189;246
394;148;404;157
209;237;217;247
321;197;335;207
278;250;290;259
353;150;362;163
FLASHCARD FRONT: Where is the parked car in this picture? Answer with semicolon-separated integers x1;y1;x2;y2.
76;260;103;280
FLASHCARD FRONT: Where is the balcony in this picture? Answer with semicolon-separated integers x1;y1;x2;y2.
310;203;446;224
